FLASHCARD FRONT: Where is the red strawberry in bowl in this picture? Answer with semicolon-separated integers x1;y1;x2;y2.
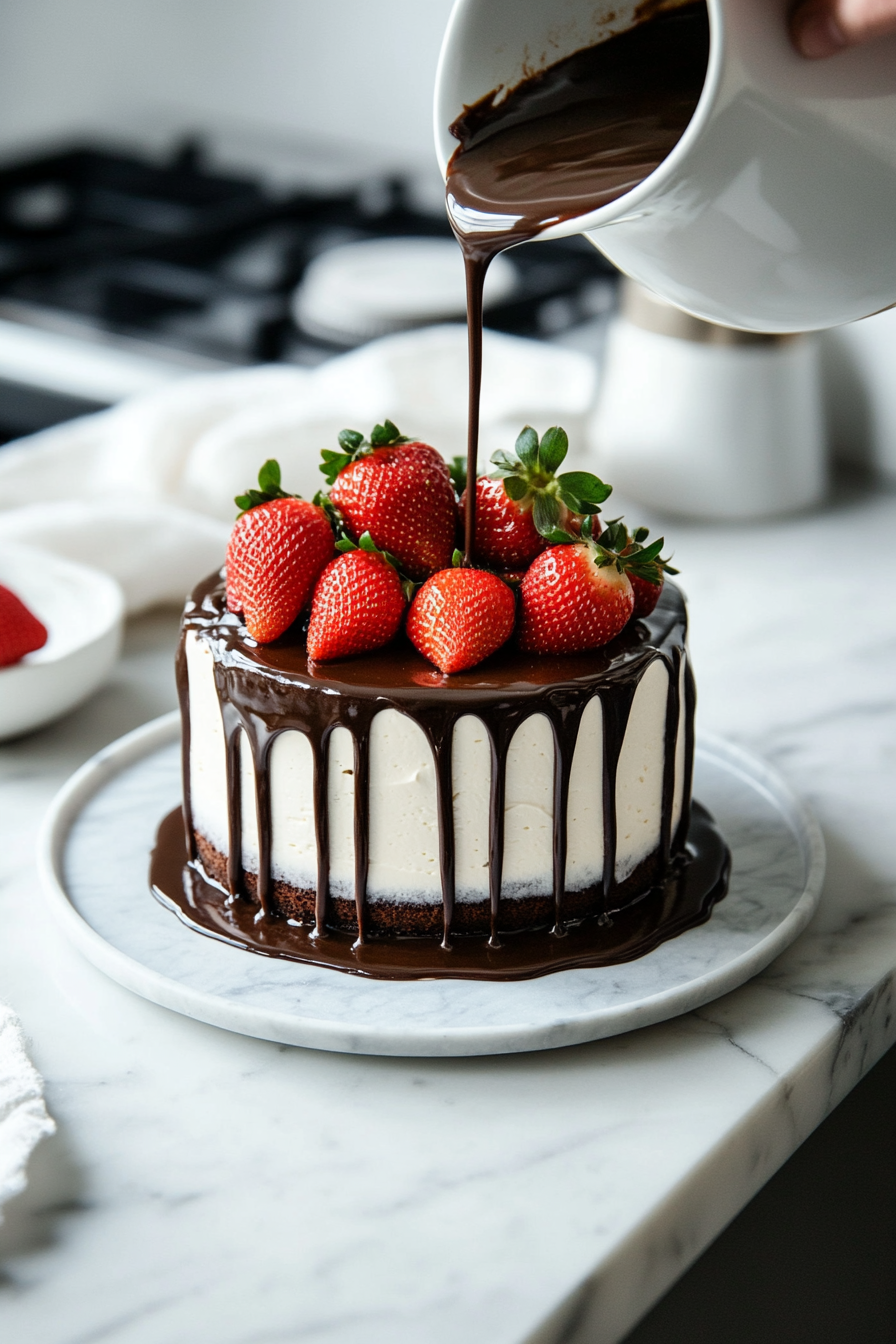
467;425;611;570
321;420;456;581
406;563;516;675
0;584;48;668
226;459;334;643
306;535;408;662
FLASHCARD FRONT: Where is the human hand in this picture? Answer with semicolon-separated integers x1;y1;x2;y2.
790;0;896;57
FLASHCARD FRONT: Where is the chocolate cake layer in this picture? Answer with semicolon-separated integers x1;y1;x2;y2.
151;803;730;980
194;830;666;937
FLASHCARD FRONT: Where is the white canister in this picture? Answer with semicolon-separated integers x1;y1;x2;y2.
589;282;826;519
821;307;896;481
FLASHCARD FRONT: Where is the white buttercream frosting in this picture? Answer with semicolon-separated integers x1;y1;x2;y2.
186;631;685;905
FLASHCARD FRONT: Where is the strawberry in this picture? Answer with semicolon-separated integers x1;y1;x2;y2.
517;517;676;654
321;420;456;581
618;522;679;618
0;584;48;668
306;535;407;662
460;476;546;570
481;425;611;566
629;572;664;618
518;544;634;655
226;459;334;643
406;564;516;674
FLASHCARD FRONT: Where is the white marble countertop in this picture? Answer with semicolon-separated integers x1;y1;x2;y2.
1;477;895;1344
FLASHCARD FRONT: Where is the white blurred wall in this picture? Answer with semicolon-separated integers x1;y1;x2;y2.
0;0;455;168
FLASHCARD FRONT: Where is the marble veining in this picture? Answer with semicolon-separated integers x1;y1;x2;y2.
1;487;895;1344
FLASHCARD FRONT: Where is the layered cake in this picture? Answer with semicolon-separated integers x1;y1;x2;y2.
152;425;729;979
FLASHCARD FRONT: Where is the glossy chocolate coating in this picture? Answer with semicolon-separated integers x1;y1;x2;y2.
159;571;725;979
151;800;729;981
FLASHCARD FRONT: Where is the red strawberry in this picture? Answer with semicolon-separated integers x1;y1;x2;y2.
481;425;611;566
618;523;677;618
460;476;546;570
518;544;634;655
629;572;663;618
226;459;334;643
406;567;516;674
0;584;48;668
306;542;406;661
322;421;456;581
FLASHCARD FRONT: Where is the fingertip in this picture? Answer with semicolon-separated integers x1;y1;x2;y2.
790;2;848;57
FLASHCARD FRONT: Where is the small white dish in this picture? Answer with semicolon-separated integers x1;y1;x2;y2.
40;713;825;1057
0;544;124;741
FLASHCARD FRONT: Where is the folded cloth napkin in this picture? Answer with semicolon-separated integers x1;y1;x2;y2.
0;324;597;612
0;1001;55;1225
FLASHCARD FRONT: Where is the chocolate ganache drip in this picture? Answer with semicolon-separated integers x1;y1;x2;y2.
157;570;727;982
447;2;710;562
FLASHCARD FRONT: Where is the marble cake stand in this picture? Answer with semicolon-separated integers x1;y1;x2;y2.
39;712;824;1058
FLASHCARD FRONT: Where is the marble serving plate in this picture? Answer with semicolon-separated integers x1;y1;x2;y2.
39;712;824;1057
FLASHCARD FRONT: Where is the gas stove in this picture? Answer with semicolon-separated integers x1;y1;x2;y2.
0;140;617;443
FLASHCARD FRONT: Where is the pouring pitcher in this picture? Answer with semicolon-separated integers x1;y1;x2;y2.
434;0;896;333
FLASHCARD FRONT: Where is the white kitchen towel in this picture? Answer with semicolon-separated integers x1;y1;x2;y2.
0;1001;55;1225
0;325;597;612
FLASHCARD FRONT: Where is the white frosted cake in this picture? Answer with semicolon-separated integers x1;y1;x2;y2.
175;570;694;942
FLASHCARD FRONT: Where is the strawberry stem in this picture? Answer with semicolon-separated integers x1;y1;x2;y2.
319;421;411;486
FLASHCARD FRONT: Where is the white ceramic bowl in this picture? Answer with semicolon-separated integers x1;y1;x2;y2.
0;545;124;741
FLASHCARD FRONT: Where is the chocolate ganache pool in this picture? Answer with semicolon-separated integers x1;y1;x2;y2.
150;571;729;981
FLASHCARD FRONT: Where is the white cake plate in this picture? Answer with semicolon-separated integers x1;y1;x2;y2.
39;712;825;1058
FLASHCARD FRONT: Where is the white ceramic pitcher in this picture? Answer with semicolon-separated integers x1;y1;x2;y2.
434;0;896;333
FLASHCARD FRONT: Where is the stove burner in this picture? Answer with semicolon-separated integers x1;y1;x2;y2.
0;140;617;441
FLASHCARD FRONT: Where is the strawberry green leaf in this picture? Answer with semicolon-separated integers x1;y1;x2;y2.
558;484;602;515
542;526;576;545
449;456;467;495
369;418;406;447
343;531;401;570
503;475;528;502
632;538;665;563
557;471;611;505
515;425;539;468
338;428;364;452
257;459;281;493
634;526;649;543
538;426;568;472
452;548;464;567
319;448;354;485
533;492;560;536
599;519;627;551
234;458;299;515
490;450;519;475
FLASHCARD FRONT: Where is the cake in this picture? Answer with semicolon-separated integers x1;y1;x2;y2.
152;425;728;979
